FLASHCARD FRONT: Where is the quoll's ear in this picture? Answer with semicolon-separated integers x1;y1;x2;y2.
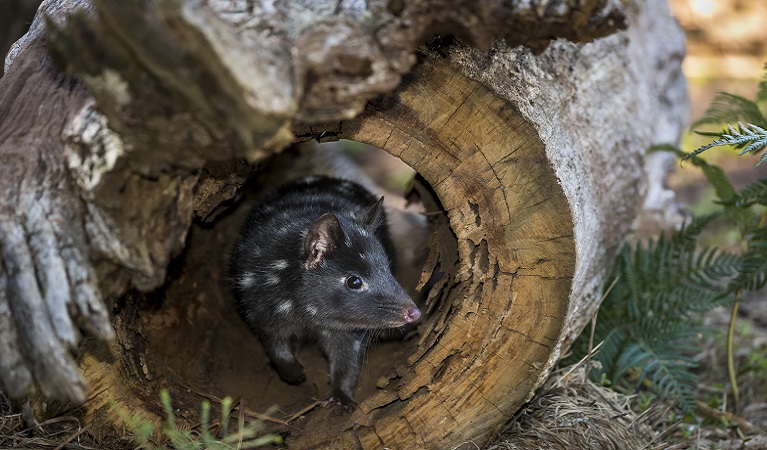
363;196;385;230
304;213;343;269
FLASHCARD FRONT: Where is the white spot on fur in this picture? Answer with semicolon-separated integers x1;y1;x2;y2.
305;305;318;316
301;176;321;184
238;273;256;288
271;260;289;270
353;339;362;353
277;300;293;314
274;347;292;359
265;274;280;286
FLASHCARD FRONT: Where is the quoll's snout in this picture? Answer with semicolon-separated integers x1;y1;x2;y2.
405;306;421;323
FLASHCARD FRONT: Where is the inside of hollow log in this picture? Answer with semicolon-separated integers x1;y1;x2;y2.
71;143;441;442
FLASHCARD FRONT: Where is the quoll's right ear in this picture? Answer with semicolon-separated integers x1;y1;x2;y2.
304;213;343;269
363;196;385;230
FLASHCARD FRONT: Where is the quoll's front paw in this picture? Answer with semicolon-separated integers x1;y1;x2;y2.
321;395;356;415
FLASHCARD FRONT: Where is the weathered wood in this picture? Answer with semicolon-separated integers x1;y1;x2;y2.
0;34;112;402
0;0;687;448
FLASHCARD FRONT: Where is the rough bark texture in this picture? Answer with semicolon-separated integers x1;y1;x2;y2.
0;0;687;448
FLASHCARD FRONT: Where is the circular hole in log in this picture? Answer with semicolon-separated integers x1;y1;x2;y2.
72;55;575;449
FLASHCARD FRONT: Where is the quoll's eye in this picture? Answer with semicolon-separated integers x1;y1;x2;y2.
345;276;363;290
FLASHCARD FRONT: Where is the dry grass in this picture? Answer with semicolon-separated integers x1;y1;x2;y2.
0;412;108;450
484;365;666;450
488;366;767;450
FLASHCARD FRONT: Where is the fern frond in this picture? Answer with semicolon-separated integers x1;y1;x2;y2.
613;342;652;382
594;327;629;379
688;122;767;166
662;146;757;225
611;339;698;413
660;144;738;203
729;226;767;292
590;65;767;418
728;177;767;208
692;93;766;130
758;150;767;168
644;355;697;413
575;212;742;414
670;213;723;247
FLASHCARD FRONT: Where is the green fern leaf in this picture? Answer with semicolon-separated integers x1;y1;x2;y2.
585;65;767;419
729;226;767;292
728;177;767;207
576;214;739;414
758;150;767;167
671;214;723;247
654;144;738;203
689;122;767;167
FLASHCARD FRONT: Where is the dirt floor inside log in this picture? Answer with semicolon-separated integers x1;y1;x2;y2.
124;203;417;430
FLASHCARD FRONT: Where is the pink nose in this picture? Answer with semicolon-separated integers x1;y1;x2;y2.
405;307;421;323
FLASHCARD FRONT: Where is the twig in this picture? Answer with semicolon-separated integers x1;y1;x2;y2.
284;400;322;423
726;208;767;413
726;294;741;411
53;424;89;450
237;400;245;450
558;276;618;386
183;385;289;426
695;401;762;435
584;276;619;381
559;341;603;384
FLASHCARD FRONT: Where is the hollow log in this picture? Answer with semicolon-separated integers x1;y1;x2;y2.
0;0;687;448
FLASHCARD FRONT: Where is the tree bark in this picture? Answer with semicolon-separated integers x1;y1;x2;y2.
0;0;686;448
